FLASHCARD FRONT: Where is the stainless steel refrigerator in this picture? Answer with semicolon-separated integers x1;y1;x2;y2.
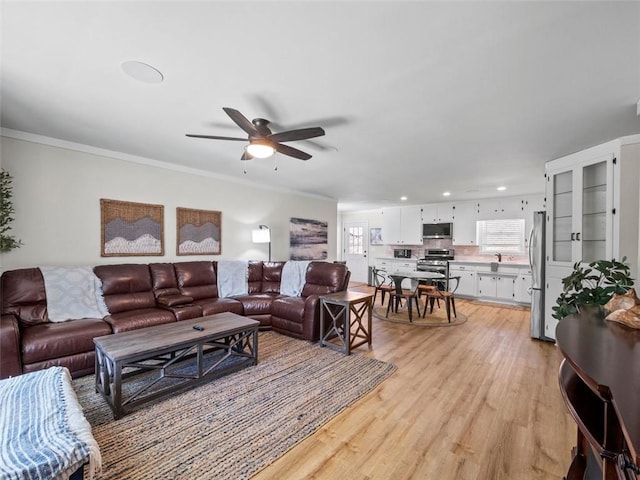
529;211;551;340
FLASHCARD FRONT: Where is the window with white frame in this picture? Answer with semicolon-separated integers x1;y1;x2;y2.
477;218;525;254
347;226;364;255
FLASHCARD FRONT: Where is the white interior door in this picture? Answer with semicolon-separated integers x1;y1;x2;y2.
343;221;368;283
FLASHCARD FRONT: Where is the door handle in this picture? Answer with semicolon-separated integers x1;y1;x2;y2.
576;232;580;241
571;232;575;241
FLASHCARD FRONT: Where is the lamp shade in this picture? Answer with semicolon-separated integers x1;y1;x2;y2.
252;228;271;243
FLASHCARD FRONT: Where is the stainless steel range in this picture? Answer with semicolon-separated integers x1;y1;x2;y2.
416;248;455;275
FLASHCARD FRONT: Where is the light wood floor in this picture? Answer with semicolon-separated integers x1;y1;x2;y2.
252;284;575;480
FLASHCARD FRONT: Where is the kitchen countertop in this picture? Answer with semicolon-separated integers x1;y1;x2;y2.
449;260;529;267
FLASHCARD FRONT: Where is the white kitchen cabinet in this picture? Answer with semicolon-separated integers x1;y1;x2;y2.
449;266;476;297
521;195;545;246
514;273;532;304
477;273;516;301
477;198;520;220
381;206;422;245
376;258;417;274
451;202;479;245
421;203;454;223
544;136;640;341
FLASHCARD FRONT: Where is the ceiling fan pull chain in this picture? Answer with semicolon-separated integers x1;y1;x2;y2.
274;154;278;172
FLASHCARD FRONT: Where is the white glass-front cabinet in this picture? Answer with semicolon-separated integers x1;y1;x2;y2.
544;136;640;341
546;155;614;266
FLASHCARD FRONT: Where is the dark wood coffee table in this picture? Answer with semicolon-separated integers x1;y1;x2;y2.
94;312;259;418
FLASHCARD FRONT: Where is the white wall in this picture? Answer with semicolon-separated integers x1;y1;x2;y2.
0;136;338;270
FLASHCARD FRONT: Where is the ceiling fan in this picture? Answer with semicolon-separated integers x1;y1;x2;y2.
186;107;325;161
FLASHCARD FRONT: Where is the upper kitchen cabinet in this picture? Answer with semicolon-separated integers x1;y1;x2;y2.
451;202;479;245
546;137;640;269
421;203;454;223
477;197;521;219
382;206;423;245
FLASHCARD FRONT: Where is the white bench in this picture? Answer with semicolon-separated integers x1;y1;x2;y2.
0;366;101;480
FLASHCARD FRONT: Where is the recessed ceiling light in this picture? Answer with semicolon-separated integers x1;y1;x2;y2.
443;191;451;196
121;61;164;84
497;186;507;191
400;196;408;201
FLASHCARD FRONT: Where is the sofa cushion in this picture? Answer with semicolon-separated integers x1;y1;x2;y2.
247;261;263;294
174;261;218;299
94;264;156;313
149;263;181;297
262;262;284;293
21;319;112;364
301;262;349;297
233;293;281;316
0;268;48;326
195;298;243;316
103;308;176;334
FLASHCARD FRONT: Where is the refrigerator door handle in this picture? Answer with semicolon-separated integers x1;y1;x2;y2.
528;227;535;269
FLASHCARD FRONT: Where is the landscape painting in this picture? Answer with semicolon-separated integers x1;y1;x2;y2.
100;199;164;256
177;207;221;255
289;217;328;260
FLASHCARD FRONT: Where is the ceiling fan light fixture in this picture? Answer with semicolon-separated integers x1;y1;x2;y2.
246;140;275;159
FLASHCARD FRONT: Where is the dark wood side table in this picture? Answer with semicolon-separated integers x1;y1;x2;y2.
556;310;640;480
319;291;373;355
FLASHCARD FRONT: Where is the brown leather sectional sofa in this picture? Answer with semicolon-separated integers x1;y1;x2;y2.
0;260;350;379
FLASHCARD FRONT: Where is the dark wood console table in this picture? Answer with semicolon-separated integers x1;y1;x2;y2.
556;310;640;480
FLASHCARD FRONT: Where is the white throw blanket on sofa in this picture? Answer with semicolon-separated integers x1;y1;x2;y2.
280;261;311;297
40;266;109;322
217;261;248;297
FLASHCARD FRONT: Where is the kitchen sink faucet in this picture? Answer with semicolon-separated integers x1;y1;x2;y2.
495;253;502;262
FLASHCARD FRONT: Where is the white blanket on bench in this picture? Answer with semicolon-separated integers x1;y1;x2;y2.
217;260;248;297
280;261;311;297
40;266;109;322
0;366;102;480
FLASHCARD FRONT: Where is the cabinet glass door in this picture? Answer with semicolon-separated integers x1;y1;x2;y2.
581;161;607;262
552;171;573;262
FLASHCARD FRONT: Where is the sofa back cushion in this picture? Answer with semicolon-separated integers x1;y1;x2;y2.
0;268;48;326
174;261;218;300
301;262;349;297
247;261;263;294
262;262;285;293
94;264;155;314
149;263;180;297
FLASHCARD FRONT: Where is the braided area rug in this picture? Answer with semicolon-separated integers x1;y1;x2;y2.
73;331;396;480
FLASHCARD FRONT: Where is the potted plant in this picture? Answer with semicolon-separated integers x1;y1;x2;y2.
552;258;634;321
0;169;23;252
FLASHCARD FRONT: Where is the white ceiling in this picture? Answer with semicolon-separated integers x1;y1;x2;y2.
1;1;639;211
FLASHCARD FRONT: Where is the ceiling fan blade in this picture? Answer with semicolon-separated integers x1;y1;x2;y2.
223;107;259;136
186;134;248;141
268;127;325;143
274;143;312;160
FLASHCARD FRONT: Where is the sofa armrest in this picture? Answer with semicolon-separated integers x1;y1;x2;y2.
302;295;322;341
0;314;22;379
156;294;194;307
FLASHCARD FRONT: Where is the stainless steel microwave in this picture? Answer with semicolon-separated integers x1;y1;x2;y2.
422;222;453;239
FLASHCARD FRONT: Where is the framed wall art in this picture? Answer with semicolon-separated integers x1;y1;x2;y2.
289;217;328;260
370;227;383;245
176;207;221;255
100;199;164;257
